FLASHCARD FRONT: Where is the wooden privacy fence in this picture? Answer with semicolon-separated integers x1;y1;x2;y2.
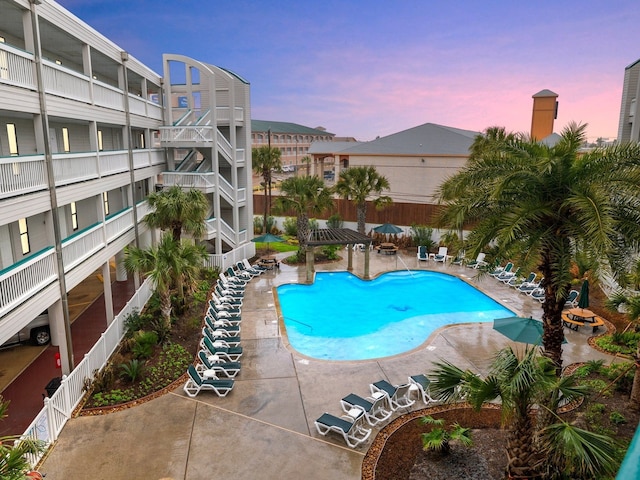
254;195;444;227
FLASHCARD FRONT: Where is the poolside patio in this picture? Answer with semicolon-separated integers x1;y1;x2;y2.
39;249;614;479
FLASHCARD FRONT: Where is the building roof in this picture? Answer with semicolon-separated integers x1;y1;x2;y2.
310;123;479;156
252;120;334;136
532;89;558;98
540;132;562;146
306;228;371;246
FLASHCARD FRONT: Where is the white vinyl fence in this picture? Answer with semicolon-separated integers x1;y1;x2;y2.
21;278;153;467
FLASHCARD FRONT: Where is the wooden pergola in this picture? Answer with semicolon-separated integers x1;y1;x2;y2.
305;228;373;283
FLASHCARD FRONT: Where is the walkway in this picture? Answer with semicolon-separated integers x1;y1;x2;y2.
38;251;615;479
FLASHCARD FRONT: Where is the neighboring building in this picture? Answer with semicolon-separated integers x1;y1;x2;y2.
618;58;640;144
0;0;251;372
251;120;335;171
530;89;559;141
308;123;479;203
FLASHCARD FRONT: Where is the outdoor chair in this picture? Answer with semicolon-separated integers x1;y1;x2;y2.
219;271;247;287
314;409;372;448
183;365;234;398
227;267;251;282
369;379;415;410
202;326;241;346
211;291;243;306
466;252;488;269
408;374;437;405
215;284;244;299
197;351;241;378
201;336;243;361
417;245;428;261
433;246;448;263
340;392;393;426
243;258;267;274
490;262;513;277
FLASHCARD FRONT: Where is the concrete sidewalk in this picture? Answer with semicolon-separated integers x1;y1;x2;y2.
39;251;614;479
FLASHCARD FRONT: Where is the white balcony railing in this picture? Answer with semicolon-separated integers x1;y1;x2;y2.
61;224;105;272
128;94;147;116
99;151;129;176
0;43;36;89
0;155;47;199
53;152;100;186
93;81;123;110
42;60;91;103
104;208;134;243
0;247;57;318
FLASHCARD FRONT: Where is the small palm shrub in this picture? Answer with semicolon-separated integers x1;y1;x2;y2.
132;331;158;359
321;244;340;260
410;224;436;251
420;415;472;455
327;213;343;229
120;359;144;382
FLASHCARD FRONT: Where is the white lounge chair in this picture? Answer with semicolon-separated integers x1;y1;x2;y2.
340;392;393;426
369;379;415;410
497;266;520;283
314;409;372;448
466;252;488;269
417;246;428;261
490;262;513;277
408;374;437;405
183;365;234;397
433;246;448;263
196;351;241;378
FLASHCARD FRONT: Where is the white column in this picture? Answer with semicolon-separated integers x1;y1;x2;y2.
102;261;114;323
48;300;72;374
115;250;127;281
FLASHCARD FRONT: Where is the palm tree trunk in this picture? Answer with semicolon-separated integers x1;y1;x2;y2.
506;409;545;479
297;213;309;248
262;172;268;233
630;345;640;411
539;251;568;373
356;202;367;234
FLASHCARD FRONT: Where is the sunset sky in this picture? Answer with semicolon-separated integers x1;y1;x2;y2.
56;0;640;142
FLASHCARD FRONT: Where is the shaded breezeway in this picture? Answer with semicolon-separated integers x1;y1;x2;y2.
39;251;615;479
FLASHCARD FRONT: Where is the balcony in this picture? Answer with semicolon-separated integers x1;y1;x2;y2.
161;172;246;205
0;206;137;319
0;149;166;200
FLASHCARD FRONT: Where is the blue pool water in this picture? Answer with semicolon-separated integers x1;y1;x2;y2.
276;270;514;361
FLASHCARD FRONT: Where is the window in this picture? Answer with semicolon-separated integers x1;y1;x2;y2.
7;123;18;155
97;130;103;151
70;202;78;230
103;192;109;216
18;218;30;254
62;127;70;153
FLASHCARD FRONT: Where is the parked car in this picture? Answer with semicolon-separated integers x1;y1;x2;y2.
1;313;50;348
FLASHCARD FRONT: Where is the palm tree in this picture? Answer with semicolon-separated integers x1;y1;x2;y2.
273;175;334;250
299;155;312;176
430;346;618;479
334;166;392;235
1;396;45;480
436;123;640;370
124;234;205;330
606;291;640;410
144;186;208;242
252;145;282;233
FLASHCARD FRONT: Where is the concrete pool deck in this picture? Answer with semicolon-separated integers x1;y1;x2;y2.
39;250;616;479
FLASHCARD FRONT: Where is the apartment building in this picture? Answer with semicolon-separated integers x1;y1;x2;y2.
0;0;251;374
618;58;640;143
251;120;334;171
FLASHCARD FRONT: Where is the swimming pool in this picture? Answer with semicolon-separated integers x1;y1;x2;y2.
276;270;514;361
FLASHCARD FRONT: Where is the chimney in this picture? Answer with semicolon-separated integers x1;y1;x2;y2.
531;90;558;140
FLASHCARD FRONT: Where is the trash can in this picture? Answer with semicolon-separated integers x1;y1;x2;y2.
45;377;62;397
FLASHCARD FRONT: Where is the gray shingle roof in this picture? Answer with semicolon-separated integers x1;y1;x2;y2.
310;123;479;156
252;120;334;136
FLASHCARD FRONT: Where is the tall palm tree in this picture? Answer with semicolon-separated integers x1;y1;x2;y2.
334;166;392;234
124;234;205;330
606;291;640;410
144;186;208;242
430;347;618;479
252;145;282;233
299;155;312;176
273;175;334;250
436;123;640;369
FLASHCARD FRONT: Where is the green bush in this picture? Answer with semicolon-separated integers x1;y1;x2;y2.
321;244;340;260
410;224;436;251
283;217;297;236
132;331;158;359
124;309;150;337
594;332;640;355
120;359;144;382
327;214;343;229
610;411;627;425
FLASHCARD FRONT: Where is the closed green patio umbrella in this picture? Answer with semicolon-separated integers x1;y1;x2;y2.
578;279;590;309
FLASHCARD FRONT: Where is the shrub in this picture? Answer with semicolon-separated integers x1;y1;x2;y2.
410;224;436;251
594;332;640;355
124;309;149;337
283;217;297;236
610;411;627;425
321;244;340;260
327;214;343;229
132;331;158;359
120;359;144;382
420;415;472;455
309;218;319;230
